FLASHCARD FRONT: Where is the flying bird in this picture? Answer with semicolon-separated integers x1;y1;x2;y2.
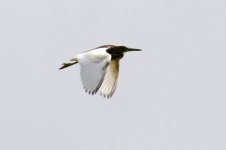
59;45;141;98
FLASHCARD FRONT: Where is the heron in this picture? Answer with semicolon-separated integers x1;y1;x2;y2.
59;45;141;98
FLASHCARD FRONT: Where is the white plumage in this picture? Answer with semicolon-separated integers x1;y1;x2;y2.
76;48;113;96
60;45;141;98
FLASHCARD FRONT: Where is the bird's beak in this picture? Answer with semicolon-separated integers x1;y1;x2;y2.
127;48;142;52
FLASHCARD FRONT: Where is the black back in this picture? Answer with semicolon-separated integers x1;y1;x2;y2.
106;46;126;60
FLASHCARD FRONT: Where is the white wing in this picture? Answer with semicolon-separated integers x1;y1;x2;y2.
76;48;111;95
99;59;119;98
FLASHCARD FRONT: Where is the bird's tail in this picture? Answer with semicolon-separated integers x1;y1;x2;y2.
59;58;78;70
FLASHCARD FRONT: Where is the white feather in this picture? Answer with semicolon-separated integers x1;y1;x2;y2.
99;59;119;98
76;48;111;94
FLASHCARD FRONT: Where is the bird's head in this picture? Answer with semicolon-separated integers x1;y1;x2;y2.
116;46;142;53
105;45;141;60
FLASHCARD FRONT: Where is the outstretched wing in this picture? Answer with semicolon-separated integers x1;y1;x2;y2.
99;59;119;98
76;48;111;95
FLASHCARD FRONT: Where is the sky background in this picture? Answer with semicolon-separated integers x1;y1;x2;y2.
0;0;226;150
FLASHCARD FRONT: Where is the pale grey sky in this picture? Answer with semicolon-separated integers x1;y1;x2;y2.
0;0;225;150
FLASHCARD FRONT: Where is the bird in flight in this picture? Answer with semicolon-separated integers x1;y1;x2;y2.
59;45;141;98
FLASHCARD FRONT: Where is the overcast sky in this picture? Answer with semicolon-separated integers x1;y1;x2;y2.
0;0;225;150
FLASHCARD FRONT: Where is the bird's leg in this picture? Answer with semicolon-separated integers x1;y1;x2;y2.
59;58;78;70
